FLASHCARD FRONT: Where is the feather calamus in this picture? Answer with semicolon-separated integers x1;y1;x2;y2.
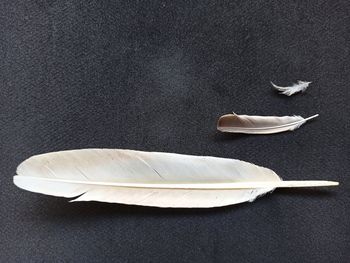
13;149;338;208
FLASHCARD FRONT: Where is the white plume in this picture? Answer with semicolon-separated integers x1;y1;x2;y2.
271;80;311;96
13;149;337;208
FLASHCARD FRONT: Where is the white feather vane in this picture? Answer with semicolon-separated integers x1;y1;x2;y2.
271;80;311;96
13;149;338;208
217;113;318;134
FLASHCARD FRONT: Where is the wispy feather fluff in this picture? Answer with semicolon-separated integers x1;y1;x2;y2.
217;113;318;134
13;149;337;208
271;81;311;96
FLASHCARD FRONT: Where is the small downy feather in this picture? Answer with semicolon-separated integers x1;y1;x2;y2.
217;113;318;134
13;149;337;208
271;80;311;96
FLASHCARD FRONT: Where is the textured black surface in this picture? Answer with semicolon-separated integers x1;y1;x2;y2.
1;1;350;262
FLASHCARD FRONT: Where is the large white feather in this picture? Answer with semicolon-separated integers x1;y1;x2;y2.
217;113;318;134
271;80;311;96
13;149;337;208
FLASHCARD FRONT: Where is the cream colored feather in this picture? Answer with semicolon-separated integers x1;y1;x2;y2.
13;149;337;208
217;113;318;134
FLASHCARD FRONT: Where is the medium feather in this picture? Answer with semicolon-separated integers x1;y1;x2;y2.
217;113;318;134
13;149;337;208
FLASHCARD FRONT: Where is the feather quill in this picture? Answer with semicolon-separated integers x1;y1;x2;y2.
13;149;337;208
271;80;311;96
217;113;318;134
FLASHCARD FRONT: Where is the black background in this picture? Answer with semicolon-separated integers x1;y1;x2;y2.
1;1;349;262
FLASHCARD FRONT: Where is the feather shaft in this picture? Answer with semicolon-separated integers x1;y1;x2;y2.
14;176;338;189
304;114;319;121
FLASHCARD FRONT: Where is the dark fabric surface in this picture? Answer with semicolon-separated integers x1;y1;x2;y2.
1;0;349;262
